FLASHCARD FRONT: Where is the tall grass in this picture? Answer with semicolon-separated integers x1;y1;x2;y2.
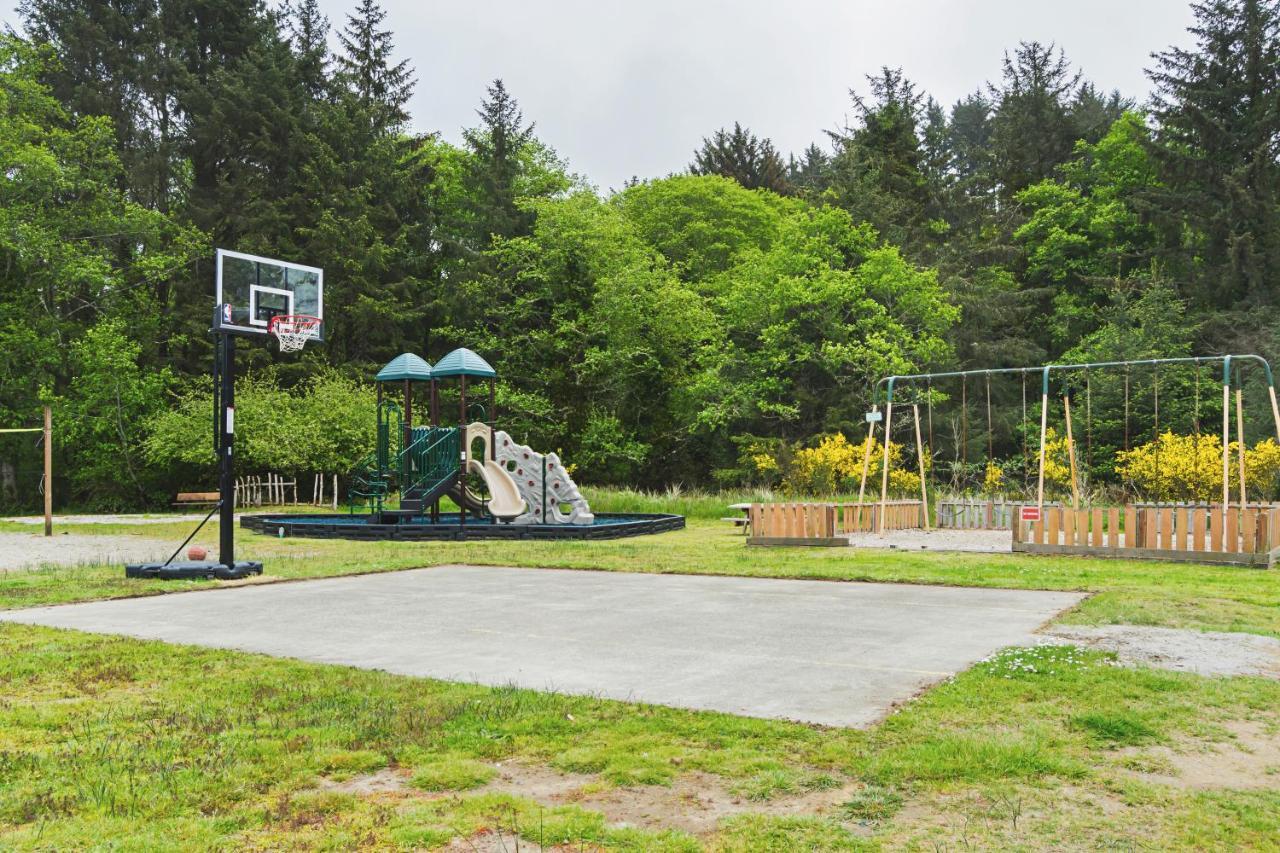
580;486;869;521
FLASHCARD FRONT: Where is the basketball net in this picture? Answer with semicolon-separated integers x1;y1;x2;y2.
268;315;321;353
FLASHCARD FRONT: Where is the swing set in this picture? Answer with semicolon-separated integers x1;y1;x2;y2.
867;355;1280;543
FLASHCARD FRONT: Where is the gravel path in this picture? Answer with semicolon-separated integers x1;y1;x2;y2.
846;528;1012;553
1045;625;1280;678
0;532;178;572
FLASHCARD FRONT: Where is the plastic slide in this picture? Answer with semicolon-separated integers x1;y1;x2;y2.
462;423;526;520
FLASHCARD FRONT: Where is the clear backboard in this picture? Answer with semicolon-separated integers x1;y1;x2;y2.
213;249;324;341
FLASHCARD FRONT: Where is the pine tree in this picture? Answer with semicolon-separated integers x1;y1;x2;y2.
1149;0;1280;308
690;123;793;194
463;79;538;244
986;42;1082;198
787;144;831;197
285;0;330;98
825;67;933;249
336;0;415;132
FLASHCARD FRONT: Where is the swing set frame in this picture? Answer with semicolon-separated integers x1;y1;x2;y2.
868;355;1280;534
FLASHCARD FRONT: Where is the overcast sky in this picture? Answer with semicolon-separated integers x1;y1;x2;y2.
7;1;1198;191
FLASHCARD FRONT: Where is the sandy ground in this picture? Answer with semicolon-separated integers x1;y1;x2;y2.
0;531;178;572
846;527;1012;553
4;513;229;525
1045;625;1280;678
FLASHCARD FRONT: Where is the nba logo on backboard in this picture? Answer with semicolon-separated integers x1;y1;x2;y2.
222;304;232;323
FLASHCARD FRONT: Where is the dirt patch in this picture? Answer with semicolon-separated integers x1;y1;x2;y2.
846;528;1011;553
0;531;180;572
1045;625;1280;679
314;762;863;837
443;831;540;852
318;768;407;795
1121;719;1280;789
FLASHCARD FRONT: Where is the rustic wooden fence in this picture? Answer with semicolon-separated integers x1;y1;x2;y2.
1013;503;1280;566
747;500;923;546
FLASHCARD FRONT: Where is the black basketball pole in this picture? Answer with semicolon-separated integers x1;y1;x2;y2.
218;333;236;567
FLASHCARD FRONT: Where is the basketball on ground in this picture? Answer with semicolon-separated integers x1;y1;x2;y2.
188;545;208;561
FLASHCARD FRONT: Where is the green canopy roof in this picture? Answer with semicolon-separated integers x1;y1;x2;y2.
375;353;433;382
432;348;496;379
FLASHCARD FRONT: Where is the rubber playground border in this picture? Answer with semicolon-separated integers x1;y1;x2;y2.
241;512;685;541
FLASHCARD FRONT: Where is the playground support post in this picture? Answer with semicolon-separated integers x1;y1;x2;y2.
878;392;894;534
459;374;467;528
1236;386;1247;510
912;403;930;530
857;416;876;505
1036;370;1049;514
1222;359;1230;528
1063;394;1080;511
43;405;51;537
1269;382;1280;443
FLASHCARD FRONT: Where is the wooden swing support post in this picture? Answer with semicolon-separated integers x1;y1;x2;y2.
0;406;51;536
1063;392;1080;511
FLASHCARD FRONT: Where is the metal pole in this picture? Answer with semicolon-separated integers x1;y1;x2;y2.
1036;368;1049;514
403;378;412;450
459;375;467;528
43;405;52;537
913;403;929;530
878;381;894;534
1222;357;1231;527
218;335;236;568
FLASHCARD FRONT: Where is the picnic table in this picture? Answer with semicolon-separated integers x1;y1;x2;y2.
723;502;752;535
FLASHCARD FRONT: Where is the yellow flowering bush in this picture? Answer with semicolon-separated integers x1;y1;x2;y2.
1039;427;1073;492
982;460;1004;495
781;433;927;497
1116;433;1280;501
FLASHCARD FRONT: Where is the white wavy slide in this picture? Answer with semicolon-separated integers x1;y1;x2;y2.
463;423;526;520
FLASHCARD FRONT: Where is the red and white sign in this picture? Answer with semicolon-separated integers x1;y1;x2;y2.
1020;506;1041;522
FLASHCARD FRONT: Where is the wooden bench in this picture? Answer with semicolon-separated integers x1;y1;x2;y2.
174;491;219;507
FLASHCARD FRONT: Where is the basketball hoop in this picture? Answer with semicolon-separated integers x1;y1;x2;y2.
268;314;321;353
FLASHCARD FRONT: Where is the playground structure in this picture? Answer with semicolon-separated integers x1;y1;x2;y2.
749;354;1280;566
242;348;682;541
348;347;594;527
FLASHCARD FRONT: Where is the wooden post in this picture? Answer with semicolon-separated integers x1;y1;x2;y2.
1269;382;1280;444
1063;394;1080;511
1222;372;1230;530
43;405;52;537
1036;377;1049;514
1235;386;1248;510
857;417;876;505
878;400;894;534
912;404;930;530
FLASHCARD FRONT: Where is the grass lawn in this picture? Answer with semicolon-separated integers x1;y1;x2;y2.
3;495;1280;849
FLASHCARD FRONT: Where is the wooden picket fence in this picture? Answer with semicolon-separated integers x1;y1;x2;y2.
747;500;923;546
1013;503;1280;567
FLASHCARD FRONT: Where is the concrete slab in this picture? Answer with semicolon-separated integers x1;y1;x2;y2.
0;566;1084;727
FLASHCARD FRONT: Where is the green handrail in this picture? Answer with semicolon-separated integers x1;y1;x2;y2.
397;426;460;505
